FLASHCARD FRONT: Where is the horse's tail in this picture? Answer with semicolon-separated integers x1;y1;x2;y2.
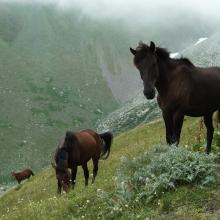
99;132;113;160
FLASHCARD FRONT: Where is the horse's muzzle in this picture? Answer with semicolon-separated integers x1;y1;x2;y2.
143;89;155;99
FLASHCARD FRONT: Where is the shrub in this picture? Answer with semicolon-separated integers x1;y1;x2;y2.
98;145;219;218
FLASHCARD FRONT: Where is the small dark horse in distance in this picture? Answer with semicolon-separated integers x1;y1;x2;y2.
11;169;34;184
130;41;220;153
52;129;113;193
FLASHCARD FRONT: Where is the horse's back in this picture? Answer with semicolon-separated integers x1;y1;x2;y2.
74;129;102;163
175;65;220;116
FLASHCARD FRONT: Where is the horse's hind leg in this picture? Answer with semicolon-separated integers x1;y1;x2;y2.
92;158;99;184
57;180;62;194
82;163;89;186
204;112;214;154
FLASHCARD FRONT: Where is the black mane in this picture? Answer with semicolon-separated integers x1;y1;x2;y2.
156;46;195;68
134;42;194;68
179;57;195;67
155;47;170;60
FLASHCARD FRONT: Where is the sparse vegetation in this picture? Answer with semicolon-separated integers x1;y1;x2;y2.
99;145;219;219
1;118;220;220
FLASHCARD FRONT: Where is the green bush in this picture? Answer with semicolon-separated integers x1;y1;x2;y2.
98;145;219;218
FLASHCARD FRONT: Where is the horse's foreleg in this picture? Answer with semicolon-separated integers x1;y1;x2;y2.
71;165;77;189
82;163;89;186
57;180;62;194
92;158;99;184
173;112;184;145
204;113;214;154
162;111;174;145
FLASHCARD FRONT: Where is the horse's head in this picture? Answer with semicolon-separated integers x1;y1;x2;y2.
130;41;159;99
52;148;71;193
52;162;71;193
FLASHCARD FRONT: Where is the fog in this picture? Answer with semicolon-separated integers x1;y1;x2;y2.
57;0;220;22
1;0;220;50
1;0;220;23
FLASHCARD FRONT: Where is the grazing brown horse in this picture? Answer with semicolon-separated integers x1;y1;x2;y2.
130;41;220;153
11;169;34;184
52;129;113;193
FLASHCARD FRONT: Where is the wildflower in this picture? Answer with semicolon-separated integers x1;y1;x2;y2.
125;204;128;208
86;200;90;203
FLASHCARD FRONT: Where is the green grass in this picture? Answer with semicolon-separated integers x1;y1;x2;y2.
1;117;220;219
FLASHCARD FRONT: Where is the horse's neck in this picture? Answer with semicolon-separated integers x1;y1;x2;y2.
156;59;175;96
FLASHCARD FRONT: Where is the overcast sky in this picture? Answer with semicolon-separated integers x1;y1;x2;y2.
57;0;220;19
1;0;220;22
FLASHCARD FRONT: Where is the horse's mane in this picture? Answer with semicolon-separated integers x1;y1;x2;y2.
135;43;170;62
179;57;195;68
155;47;170;60
156;47;195;68
135;42;195;68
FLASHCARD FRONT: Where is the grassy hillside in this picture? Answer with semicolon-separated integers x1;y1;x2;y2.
1;117;220;219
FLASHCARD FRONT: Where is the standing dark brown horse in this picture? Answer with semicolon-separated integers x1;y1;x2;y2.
130;41;220;153
52;129;113;193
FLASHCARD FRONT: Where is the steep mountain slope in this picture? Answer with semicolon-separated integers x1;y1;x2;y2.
97;94;161;133
0;4;122;179
0;2;216;182
183;32;220;66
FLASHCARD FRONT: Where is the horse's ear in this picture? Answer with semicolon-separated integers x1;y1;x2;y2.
51;162;57;169
150;41;156;53
65;131;73;140
130;47;136;55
